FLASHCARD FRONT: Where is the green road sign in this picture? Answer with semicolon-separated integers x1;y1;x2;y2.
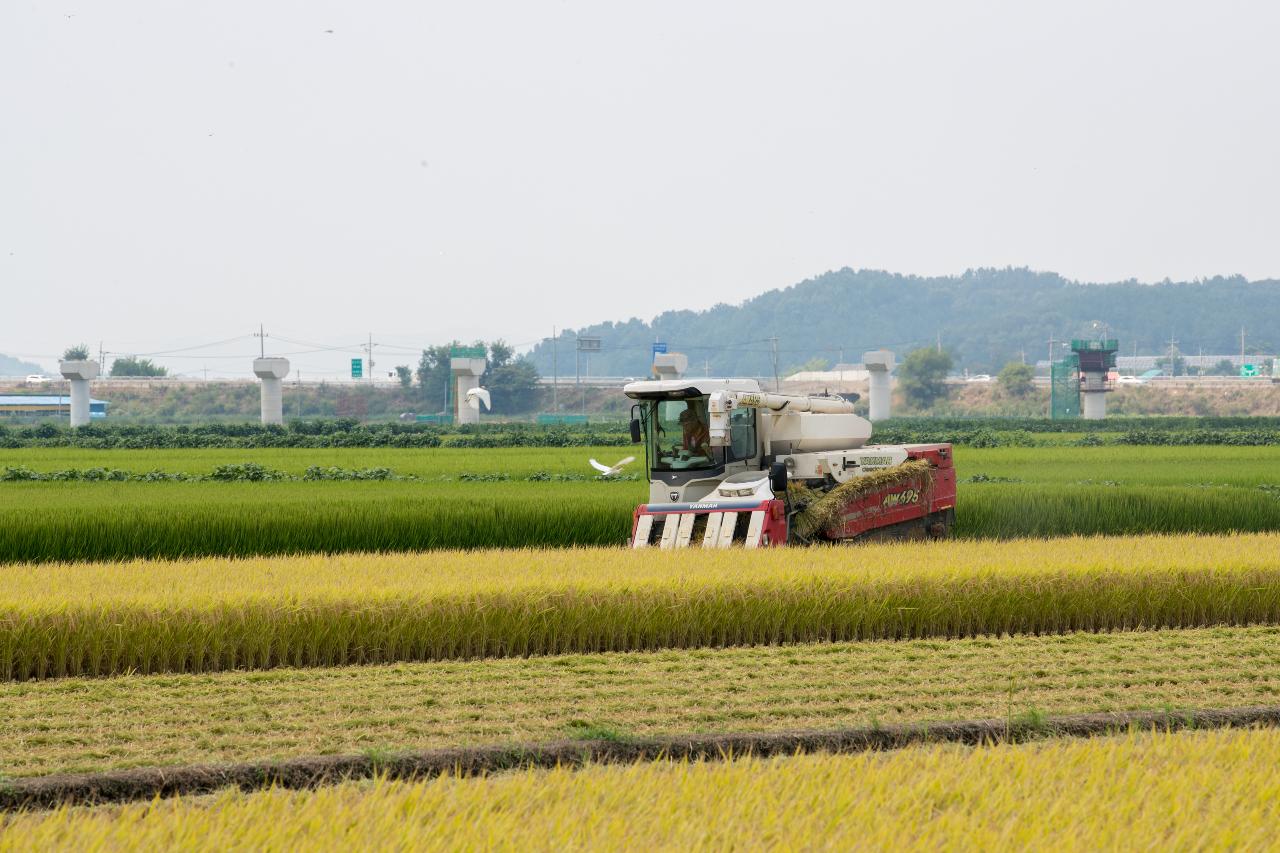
1242;364;1259;377
351;358;363;378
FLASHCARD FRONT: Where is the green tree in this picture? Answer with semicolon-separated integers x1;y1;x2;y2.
394;365;413;388
485;339;541;414
109;356;167;377
898;347;953;409
414;340;542;415
62;344;90;361
415;344;457;413
997;361;1034;396
1212;359;1236;376
783;357;831;376
488;340;515;369
1155;353;1186;376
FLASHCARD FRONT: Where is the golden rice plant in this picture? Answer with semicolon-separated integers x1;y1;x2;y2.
3;534;1280;680
4;728;1279;851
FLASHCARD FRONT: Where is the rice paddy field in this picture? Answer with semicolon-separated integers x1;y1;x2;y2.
2;444;1280;561
3;439;1280;847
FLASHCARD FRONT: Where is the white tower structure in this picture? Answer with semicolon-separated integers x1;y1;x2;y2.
59;360;99;427
253;358;290;425
862;350;895;422
1072;339;1117;421
652;352;688;379
451;354;487;425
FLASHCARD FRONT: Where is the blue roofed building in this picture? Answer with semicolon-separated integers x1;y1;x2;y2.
0;395;109;419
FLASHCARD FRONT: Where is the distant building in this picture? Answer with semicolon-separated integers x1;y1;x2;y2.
784;363;871;382
0;395;109;419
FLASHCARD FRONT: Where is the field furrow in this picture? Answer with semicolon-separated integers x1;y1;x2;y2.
3;625;1278;778
5;728;1279;850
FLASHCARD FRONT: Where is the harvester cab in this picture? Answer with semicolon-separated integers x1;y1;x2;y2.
623;378;955;548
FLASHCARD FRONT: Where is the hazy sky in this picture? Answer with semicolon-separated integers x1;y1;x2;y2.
3;1;1277;376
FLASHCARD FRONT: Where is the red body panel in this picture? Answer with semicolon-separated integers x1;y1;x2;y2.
629;443;955;547
827;444;955;541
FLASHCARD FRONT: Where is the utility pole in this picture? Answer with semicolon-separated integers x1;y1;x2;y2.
1166;332;1179;376
551;327;558;413
1047;335;1057;364
1020;349;1026;366
769;337;780;391
254;324;268;358
575;334;584;417
365;333;376;382
98;341;105;373
936;331;942;353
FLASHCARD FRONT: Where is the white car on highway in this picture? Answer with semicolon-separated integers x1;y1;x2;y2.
24;374;50;385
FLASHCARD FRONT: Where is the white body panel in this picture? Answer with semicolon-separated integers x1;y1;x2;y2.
626;377;881;504
767;412;872;453
781;445;909;481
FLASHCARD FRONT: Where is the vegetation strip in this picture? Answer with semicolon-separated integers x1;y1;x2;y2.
6;417;1280;451
3;706;1277;810
6;536;1280;679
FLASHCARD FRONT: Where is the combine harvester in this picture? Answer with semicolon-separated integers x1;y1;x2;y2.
621;378;955;548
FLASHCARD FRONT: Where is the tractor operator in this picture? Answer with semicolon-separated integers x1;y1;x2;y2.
677;404;712;460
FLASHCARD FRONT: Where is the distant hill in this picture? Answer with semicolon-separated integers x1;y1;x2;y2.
527;268;1280;375
0;353;46;377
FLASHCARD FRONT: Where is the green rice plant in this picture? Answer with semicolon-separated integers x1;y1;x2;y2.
0;482;639;562
3;446;1280;563
956;484;1280;538
3;534;1280;680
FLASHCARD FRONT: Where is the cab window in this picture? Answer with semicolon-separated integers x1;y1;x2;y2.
727;407;756;461
648;398;718;471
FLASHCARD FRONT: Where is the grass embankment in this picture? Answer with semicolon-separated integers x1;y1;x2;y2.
6;729;1279;850
1;626;1276;779
4;535;1280;679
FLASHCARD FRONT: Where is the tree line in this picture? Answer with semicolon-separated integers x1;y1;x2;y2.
523;268;1280;375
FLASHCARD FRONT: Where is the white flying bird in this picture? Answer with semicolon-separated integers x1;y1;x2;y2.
464;387;491;411
589;456;635;478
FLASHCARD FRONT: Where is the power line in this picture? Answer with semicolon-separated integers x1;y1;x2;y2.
130;334;255;357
